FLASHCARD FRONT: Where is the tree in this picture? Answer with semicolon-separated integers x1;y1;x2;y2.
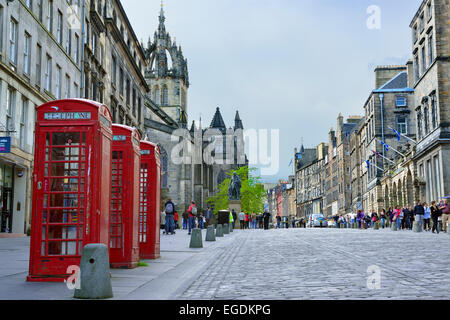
206;166;267;214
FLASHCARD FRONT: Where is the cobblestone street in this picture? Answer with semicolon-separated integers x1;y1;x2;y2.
1;227;450;300
179;228;450;300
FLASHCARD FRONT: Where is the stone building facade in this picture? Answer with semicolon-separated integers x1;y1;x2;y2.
363;65;416;213
0;0;83;234
410;0;450;204
82;0;148;135
294;143;327;219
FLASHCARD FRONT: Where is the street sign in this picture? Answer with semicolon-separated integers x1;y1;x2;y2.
0;137;11;153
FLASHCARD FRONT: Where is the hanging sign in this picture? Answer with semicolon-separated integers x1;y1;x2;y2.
0;137;11;153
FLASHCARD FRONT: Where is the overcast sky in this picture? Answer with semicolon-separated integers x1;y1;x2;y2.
122;0;422;183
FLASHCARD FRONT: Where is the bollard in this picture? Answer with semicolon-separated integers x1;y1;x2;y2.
189;228;203;248
223;223;229;235
447;223;450;236
205;225;216;242
74;244;113;299
391;222;398;231
216;224;224;237
229;223;233;233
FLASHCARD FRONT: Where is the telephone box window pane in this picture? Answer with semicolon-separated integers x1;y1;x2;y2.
49;194;78;208
51;147;80;161
48;209;78;223
42;210;47;223
48;226;77;240
61;242;77;255
42;226;47;240
52;133;80;146
41;242;46;256
51;163;79;177
50;178;79;192
82;132;86;145
43;195;48;208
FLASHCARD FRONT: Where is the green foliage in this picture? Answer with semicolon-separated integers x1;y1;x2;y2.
206;166;267;214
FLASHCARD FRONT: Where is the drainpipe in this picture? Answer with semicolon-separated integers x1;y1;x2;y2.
80;0;86;98
379;94;385;167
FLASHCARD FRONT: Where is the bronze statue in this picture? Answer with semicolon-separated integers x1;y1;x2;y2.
228;172;241;200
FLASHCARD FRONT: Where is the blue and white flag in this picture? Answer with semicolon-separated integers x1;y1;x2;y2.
392;128;402;142
380;140;390;152
365;160;371;169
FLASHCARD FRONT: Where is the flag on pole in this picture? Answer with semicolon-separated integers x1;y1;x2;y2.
380;140;390;152
365;160;371;169
288;159;293;167
391;127;402;142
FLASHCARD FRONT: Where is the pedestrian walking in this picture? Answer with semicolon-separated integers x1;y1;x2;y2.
239;211;245;230
439;200;450;233
413;201;425;231
182;211;188;230
380;209;386;228
174;211;179;230
356;210;363;229
198;211;204;230
205;206;213;227
424;203;431;231
431;201;441;234
232;209;237;229
263;210;271;230
229;210;234;228
396;206;404;230
276;215;282;229
252;213;257;229
245;213;250;229
188;201;197;235
164;198;176;235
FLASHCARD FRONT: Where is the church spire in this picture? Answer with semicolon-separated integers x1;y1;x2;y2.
234;111;243;130
158;0;166;35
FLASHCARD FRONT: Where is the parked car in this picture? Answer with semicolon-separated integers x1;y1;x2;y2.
308;214;328;228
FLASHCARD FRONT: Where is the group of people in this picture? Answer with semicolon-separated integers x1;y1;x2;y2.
334;199;450;234
228;209;272;230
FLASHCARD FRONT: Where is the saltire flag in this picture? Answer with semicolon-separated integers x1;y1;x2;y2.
392;128;402;142
365;160;371;169
380;140;390;152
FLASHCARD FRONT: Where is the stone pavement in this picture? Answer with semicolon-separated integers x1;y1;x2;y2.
1;227;450;300
0;228;239;300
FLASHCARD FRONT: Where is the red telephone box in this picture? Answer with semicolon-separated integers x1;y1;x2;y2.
139;141;161;260
109;125;141;269
27;99;113;282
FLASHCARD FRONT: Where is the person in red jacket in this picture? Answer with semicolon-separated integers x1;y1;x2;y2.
245;213;249;229
187;201;197;235
174;211;179;230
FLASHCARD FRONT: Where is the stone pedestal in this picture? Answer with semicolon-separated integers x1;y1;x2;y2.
228;200;242;229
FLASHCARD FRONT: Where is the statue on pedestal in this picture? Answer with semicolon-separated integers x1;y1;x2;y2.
228;172;241;200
